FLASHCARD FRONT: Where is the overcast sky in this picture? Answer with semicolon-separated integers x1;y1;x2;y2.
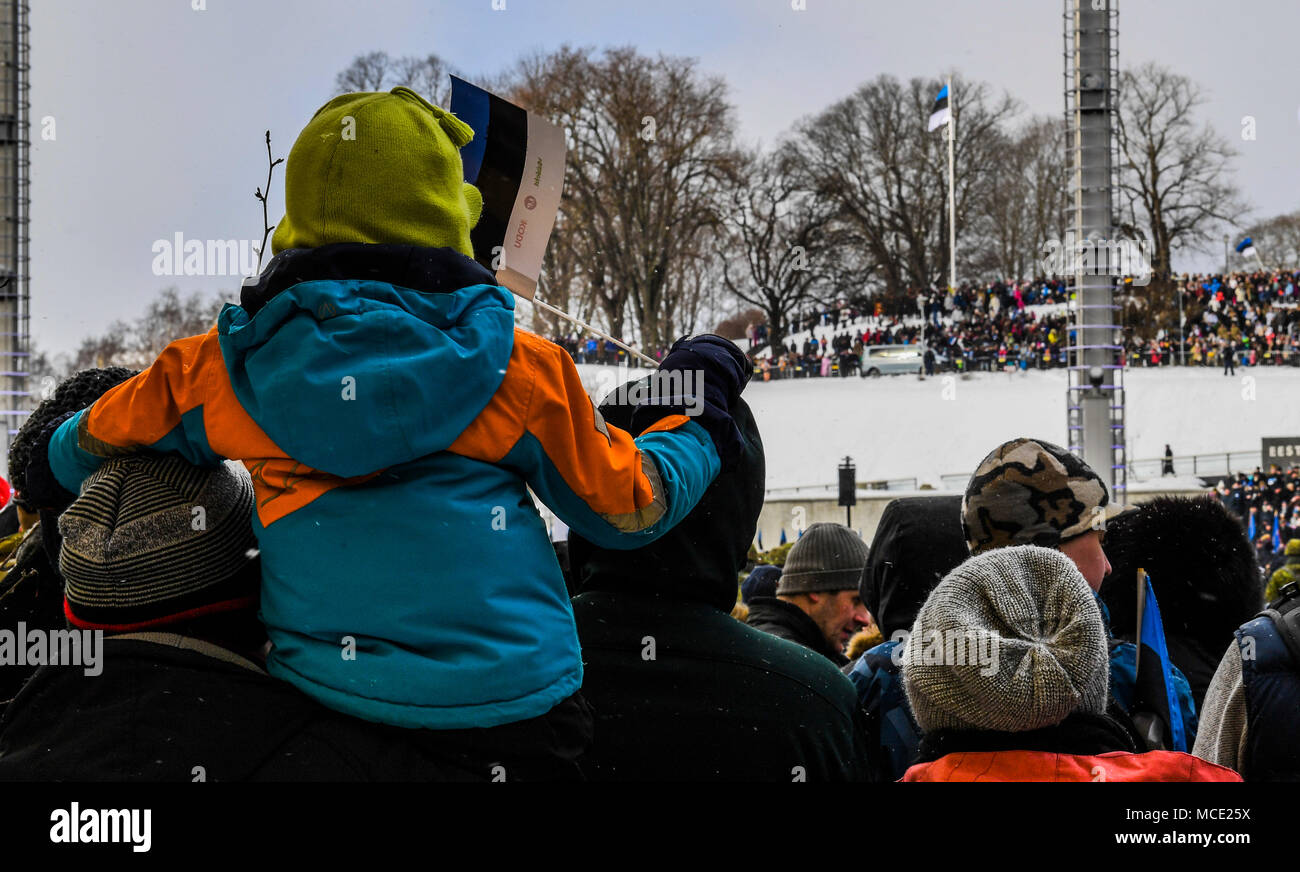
31;0;1300;356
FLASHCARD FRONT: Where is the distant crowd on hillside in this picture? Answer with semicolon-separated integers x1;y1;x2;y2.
740;269;1300;379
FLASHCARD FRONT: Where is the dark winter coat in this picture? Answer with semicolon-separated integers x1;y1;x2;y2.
0;633;591;781
1100;495;1263;709
0;522;65;715
848;495;969;781
858;495;968;640
569;391;871;781
746;596;848;667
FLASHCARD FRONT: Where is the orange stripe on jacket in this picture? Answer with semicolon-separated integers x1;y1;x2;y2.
80;328;219;451
80;326;369;528
449;330;668;517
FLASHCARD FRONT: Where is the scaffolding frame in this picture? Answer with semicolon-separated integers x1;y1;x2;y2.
1063;0;1127;503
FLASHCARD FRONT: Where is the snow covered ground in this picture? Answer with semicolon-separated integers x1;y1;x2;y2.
575;363;1300;490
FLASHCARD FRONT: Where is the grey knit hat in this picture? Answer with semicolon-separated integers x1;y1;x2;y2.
902;544;1109;734
962;437;1124;555
60;455;260;630
775;523;869;595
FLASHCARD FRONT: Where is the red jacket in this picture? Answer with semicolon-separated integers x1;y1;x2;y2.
901;750;1241;782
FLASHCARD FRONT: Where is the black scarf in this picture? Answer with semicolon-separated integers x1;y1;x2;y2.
239;244;494;317
916;710;1139;764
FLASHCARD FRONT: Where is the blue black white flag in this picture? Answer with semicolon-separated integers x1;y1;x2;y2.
928;85;951;132
1236;237;1257;258
449;76;567;299
1133;570;1188;752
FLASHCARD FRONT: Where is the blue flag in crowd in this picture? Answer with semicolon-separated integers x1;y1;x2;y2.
1133;574;1188;752
1248;512;1256;541
1273;513;1282;552
756;530;763;550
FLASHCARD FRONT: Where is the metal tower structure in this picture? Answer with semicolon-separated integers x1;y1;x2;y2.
0;0;28;474
1064;0;1126;503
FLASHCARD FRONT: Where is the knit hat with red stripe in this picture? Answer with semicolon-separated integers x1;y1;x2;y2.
60;455;260;631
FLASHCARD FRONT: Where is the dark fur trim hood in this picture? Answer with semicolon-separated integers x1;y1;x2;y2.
1100;495;1263;655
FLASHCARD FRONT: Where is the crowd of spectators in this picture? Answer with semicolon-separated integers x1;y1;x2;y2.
1213;465;1300;567
753;278;1074;379
733;269;1300;380
1125;270;1300;367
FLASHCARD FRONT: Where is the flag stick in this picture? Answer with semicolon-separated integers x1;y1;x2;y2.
947;76;956;294
530;295;658;368
1134;567;1147;678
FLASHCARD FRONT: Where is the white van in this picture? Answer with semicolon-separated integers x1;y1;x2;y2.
859;345;923;377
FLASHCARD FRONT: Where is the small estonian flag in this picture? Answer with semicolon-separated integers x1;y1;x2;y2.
928;85;951;132
779;528;787;546
1236;237;1257;258
1273;512;1282;552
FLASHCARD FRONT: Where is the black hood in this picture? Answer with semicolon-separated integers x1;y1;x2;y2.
1100;495;1263;656
859;495;968;639
569;379;765;612
239;243;493;317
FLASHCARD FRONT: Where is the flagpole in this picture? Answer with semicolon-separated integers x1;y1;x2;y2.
947;77;956;294
530;295;658;368
1134;567;1146;679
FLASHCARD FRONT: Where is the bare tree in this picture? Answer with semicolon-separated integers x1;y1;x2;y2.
1115;62;1247;280
335;51;457;106
335;51;392;92
508;46;743;353
794;74;1020;297
720;148;837;354
982;116;1068;281
1244;210;1300;270
69;288;226;372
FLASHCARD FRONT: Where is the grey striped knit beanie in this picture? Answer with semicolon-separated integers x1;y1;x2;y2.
775;523;869;595
902;545;1109;735
60;455;259;630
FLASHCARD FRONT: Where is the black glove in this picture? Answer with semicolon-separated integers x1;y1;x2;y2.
22;410;79;512
631;335;751;469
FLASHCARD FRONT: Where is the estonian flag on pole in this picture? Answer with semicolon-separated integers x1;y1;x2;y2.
1248;512;1256;541
928;85;951;132
779;528;787;546
1273;512;1282;552
1236;237;1257;258
1132;569;1188;752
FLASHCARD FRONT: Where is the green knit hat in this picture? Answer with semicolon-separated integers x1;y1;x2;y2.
271;87;484;256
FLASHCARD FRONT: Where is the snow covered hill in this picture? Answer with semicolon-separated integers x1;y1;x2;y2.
575;363;1299;490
